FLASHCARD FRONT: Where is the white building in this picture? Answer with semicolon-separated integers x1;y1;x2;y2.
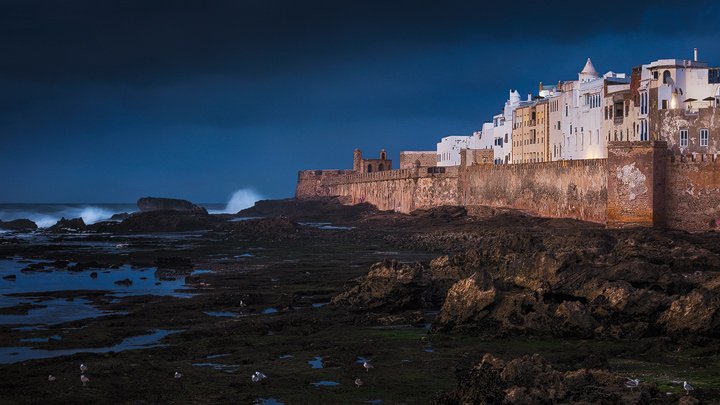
436;135;471;166
549;58;629;161
481;90;523;164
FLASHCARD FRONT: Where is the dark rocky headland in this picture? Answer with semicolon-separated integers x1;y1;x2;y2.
0;197;719;404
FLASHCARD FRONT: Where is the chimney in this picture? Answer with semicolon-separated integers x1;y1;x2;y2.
527;94;532;102
694;47;698;62
538;81;543;94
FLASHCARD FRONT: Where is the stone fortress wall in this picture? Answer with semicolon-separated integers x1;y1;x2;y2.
297;142;720;232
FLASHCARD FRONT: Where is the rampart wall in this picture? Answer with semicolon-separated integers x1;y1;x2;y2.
459;159;608;223
296;142;720;232
666;154;720;231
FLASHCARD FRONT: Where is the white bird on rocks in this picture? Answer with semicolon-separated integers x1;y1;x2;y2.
251;371;267;383
354;378;363;388
48;374;56;382
174;371;183;379
363;362;373;372
80;363;88;373
80;374;89;386
684;381;694;395
625;378;639;390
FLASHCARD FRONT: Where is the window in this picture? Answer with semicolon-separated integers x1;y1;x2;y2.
680;129;689;148
663;70;671;84
661;100;668;110
653;71;659;80
565;105;568;116
700;128;709;146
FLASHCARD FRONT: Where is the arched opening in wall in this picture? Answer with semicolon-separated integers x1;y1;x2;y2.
367;164;373;173
378;163;384;171
380;151;387;160
663;70;671;84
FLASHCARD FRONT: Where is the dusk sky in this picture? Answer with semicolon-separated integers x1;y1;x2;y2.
2;0;719;203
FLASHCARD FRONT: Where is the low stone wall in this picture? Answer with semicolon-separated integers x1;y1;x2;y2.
460;159;608;223
666;154;720;231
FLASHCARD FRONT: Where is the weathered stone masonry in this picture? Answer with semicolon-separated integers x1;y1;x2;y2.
297;141;720;232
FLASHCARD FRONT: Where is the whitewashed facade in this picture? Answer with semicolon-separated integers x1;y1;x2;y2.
549;58;629;161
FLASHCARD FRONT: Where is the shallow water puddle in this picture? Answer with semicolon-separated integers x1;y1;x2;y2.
308;356;324;368
191;362;240;373
0;329;181;364
310;380;339;387
256;398;284;405
204;311;236;317
262;307;278;314
19;335;61;343
206;353;231;359
0;259;199;326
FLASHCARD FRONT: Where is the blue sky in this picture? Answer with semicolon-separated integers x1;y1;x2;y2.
1;0;719;202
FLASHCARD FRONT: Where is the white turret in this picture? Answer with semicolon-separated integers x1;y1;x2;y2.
579;58;600;82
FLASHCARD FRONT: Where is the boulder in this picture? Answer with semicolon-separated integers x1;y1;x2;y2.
437;271;496;328
332;259;431;312
137;197;208;214
660;289;720;335
0;219;37;231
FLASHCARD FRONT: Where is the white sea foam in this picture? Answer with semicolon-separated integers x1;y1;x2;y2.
0;205;134;228
209;189;263;214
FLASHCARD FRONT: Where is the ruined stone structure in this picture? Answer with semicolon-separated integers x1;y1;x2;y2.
353;149;392;173
297;142;720;232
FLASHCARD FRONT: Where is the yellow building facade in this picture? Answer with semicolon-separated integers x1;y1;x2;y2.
511;100;550;164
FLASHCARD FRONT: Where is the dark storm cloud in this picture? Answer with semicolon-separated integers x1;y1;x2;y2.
0;0;708;84
1;0;718;202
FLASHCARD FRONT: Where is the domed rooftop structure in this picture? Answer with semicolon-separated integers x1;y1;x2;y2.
579;58;600;82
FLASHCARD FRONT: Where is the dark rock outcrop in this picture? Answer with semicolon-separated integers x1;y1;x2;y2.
332;259;431;312
137;197;208;214
437;271;496;328
432;354;671;404
0;219;37;231
94;210;218;233
46;217;86;232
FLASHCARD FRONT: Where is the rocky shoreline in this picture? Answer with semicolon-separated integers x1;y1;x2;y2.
0;197;718;403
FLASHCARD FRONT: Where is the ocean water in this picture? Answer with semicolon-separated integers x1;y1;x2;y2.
0;203;226;228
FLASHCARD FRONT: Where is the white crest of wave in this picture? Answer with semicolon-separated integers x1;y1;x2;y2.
211;189;263;214
0;206;120;228
71;207;116;225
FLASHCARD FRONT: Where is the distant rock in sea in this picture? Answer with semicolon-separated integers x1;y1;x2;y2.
46;217;87;233
0;219;38;231
137;197;208;214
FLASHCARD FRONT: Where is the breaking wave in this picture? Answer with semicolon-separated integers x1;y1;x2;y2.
0;204;136;228
209;189;263;214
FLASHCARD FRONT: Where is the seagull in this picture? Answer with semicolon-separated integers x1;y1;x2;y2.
174;371;183;379
48;374;56;382
80;374;89;386
363;362;373;372
251;371;267;383
354;378;363;388
684;381;694;395
625;378;639;390
80;364;88;373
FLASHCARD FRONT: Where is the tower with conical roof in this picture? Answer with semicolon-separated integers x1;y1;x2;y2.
578;58;600;82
